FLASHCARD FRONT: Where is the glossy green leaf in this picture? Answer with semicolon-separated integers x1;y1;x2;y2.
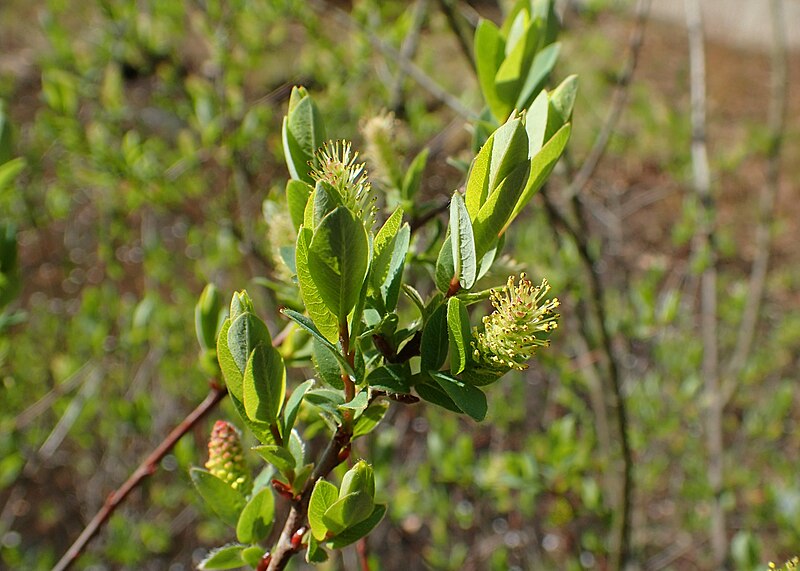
306;535;329;563
227;312;272;375
434;233;457;294
190;468;247;527
420;304;448;372
195;284;223;352
236;488;275;544
313;338;344;389
198;544;246;570
294;228;339;342
415;380;461;414
308;207;369;321
340;460;375;499
449;193;477;290
322;491;374;535
430;371;487;421
525;89;550;157
472;161;531;257
353;400;390;439
516;41;561;111
243;344;286;424
327;504;387;549
288;429;306;469
283;379;314;437
283;309;353;377
339;390;369;412
447;297;471;375
217;318;243;402
281;87;325;183
474;19;508;121
252;444;295;473
505;122;571;230
366;364;411;393
286;179;313;232
309;479;339;541
241;546;266;568
401;147;429;201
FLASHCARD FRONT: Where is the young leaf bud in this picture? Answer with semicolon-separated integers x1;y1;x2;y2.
195;283;223;352
339;460;375;501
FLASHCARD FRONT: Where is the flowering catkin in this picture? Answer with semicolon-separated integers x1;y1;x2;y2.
205;420;251;494
472;274;560;372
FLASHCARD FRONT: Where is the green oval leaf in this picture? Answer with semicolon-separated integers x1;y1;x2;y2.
309;479;339;541
236;488;275;544
449;193;477;290
295;227;340;343
199;544;246;570
308;207;369;321
190;468;247;527
243;345;286;424
430;371;488;422
447;297;471;375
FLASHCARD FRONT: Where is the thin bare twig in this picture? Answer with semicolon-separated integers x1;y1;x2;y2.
566;0;652;200
307;0;478;121
51;383;228;571
684;0;726;567
12;360;94;430
722;0;788;404
436;0;477;72
390;0;430;114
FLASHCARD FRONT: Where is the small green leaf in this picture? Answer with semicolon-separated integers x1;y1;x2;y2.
282;309;353;377
306;535;329;563
516;42;561;111
505;122;571;231
415;380;461;414
243;345;286;424
420;304;448;372
524;89;550;157
322;491;374;535
252;444;296;474
227;313;273;375
340;460;375;500
401;147;429;201
339;390;369;412
0;158;25;192
241;546;267;567
190;468;247;527
366;365;411;393
327;504;387;549
295;227;339;343
196;284;223;352
447;297;471;374
353;401;390;439
434;233;457;294
283;379;314;437
286;180;313;232
198;544;246;570
236;488;275;544
307;207;370;321
430;371;488;421
309;479;339;541
449;193;477;290
217;319;243;402
288;429;306;469
312;338;345;390
373;221;410;312
472;161;530;257
282;87;326;183
474;19;508;122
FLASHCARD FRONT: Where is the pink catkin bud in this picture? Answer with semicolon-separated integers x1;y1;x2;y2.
205;420;251;494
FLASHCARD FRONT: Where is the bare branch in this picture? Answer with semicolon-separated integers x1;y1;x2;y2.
684;0;726;567
722;0;788;404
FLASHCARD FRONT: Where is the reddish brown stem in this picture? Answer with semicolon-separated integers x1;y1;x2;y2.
357;535;371;571
52;383;228;571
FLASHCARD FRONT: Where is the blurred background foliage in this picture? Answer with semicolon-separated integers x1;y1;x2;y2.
1;0;799;569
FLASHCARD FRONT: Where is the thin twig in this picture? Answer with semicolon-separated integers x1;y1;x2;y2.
566;0;652;200
51;383;228;571
436;0;477;72
390;0;430;114
684;0;726;567
12;360;94;430
722;0;787;404
307;0;478;121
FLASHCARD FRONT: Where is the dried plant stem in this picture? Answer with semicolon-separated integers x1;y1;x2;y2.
566;0;651;200
722;0;787;404
390;0;430;113
684;0;726;567
51;384;228;571
308;0;478;121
